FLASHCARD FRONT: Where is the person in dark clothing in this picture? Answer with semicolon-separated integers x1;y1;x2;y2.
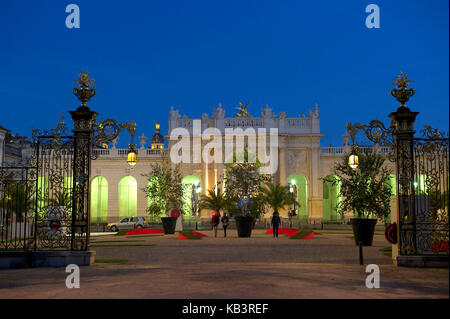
271;211;281;238
221;213;229;237
211;212;220;237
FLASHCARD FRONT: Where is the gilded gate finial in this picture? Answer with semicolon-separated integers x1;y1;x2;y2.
390;72;415;109
73;70;96;108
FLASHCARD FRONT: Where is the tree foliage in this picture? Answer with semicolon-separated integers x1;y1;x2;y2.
0;181;34;222
262;182;297;214
224;161;271;217
199;188;227;215
329;148;393;220
142;160;188;219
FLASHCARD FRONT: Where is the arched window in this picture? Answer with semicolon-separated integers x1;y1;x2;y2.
118;176;137;219
91;176;108;223
322;175;342;222
181;175;201;217
287;174;308;222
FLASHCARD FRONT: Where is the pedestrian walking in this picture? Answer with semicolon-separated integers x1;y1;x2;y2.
271;211;281;238
221;213;229;237
211;212;220;237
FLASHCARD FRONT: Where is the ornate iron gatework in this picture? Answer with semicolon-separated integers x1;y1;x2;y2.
0;166;36;251
33;135;76;250
346;73;449;258
397;129;449;255
1;71;137;252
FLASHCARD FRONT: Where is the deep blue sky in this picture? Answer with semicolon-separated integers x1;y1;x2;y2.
1;0;448;147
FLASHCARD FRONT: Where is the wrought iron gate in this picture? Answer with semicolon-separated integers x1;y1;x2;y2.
1;71;138;253
0;135;91;251
0;166;36;250
397;133;449;256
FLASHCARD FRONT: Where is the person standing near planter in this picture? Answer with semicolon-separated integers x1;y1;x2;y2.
221;213;229;237
271;211;281;238
211;212;220;237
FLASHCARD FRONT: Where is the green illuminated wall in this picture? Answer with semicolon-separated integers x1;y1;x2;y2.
36;177;48;217
118;176;137;219
287;174;308;222
91;176;108;223
63;176;73;215
387;174;396;196
322;175;342;222
415;174;430;194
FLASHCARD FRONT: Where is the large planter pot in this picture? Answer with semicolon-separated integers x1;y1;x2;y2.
235;216;254;237
161;217;177;234
350;218;377;246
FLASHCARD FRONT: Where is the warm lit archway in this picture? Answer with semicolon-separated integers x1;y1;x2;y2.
181;175;201;217
287;174;308;222
322;175;342;222
118;176;137;219
91;176;108;223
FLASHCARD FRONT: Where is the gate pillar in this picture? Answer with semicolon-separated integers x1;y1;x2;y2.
388;73;419;257
69;71;97;251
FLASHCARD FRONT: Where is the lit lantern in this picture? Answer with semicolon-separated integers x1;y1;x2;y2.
127;144;137;168
348;146;359;170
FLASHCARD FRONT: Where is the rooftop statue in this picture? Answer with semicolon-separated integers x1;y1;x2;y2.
235;102;251;118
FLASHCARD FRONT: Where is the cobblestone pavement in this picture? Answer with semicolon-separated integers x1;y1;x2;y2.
0;230;448;298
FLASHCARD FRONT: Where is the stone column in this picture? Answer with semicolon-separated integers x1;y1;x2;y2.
309;145;323;223
278;144;286;185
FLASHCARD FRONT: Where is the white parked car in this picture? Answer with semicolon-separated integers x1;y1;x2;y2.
107;216;148;232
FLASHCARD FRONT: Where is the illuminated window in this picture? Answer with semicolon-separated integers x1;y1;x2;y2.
118;176;137;219
91;176;108;223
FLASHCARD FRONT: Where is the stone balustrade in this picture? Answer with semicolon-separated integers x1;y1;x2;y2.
320;145;392;156
93;148;167;158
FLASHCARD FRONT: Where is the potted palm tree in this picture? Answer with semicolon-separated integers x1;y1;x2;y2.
224;160;271;237
262;182;296;223
199;188;227;217
142;160;187;234
331;148;393;246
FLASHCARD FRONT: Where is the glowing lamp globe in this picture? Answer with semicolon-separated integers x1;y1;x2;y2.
127;149;137;168
348;153;359;170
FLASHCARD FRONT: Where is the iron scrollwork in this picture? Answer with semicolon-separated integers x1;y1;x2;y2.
346;73;449;257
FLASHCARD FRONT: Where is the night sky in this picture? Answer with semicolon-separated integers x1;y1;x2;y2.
1;0;448;147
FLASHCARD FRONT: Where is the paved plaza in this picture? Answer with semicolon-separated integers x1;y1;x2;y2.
0;229;448;299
